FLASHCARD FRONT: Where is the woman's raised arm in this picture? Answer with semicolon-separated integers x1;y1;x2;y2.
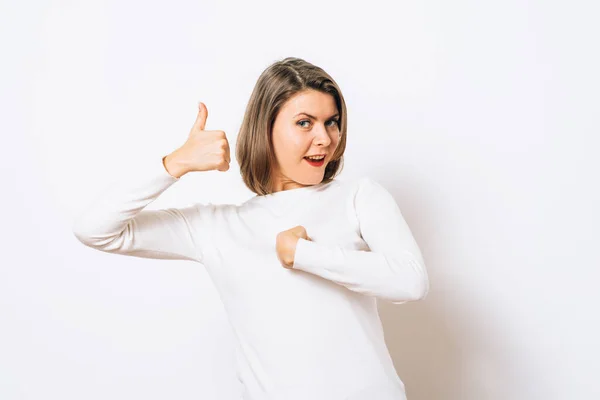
73;101;231;263
72;154;215;262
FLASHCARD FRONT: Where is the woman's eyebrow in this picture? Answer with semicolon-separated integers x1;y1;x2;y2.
294;112;340;119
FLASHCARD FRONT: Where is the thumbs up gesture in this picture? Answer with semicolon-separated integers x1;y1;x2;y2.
164;102;231;177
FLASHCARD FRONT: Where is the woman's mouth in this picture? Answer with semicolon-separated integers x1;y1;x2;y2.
304;156;325;167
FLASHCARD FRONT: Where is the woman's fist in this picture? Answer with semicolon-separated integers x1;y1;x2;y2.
165;102;231;177
276;225;312;269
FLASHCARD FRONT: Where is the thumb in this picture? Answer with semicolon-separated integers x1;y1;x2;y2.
193;101;208;131
293;225;309;239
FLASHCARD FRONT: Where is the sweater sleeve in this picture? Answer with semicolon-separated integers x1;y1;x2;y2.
72;155;211;263
291;177;429;304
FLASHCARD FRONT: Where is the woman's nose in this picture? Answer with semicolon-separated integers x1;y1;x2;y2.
313;124;331;145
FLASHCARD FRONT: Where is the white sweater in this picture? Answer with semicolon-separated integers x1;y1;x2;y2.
72;155;430;400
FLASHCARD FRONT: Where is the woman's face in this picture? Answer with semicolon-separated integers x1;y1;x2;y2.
270;89;341;192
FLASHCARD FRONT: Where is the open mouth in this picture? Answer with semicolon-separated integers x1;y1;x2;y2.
304;156;325;166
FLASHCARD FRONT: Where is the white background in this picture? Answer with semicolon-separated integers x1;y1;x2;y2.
1;0;599;399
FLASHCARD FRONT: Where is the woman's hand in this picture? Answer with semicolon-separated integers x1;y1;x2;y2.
163;102;231;178
276;225;312;269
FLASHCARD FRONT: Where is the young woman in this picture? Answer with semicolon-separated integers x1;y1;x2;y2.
73;57;430;400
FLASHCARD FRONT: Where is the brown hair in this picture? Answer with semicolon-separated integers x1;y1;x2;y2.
235;57;347;196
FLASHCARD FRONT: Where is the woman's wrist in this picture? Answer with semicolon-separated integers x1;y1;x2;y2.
162;150;188;179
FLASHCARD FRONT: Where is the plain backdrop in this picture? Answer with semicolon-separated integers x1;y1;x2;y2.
1;0;599;399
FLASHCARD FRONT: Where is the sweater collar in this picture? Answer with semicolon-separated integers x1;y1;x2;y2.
246;180;336;215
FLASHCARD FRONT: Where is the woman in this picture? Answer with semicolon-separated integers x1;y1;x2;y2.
73;57;430;400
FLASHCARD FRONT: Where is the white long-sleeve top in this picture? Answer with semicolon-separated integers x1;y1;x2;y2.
72;155;430;400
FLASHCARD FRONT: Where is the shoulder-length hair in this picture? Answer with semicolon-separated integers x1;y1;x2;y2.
235;57;347;196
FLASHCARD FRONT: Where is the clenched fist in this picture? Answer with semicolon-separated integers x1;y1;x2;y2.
276;225;312;269
163;102;231;178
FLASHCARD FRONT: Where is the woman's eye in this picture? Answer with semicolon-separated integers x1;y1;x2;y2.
297;119;339;128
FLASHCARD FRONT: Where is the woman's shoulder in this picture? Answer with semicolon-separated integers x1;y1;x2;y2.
337;175;383;193
188;201;239;220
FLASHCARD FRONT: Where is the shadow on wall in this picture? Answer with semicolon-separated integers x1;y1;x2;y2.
379;300;466;399
378;296;517;400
